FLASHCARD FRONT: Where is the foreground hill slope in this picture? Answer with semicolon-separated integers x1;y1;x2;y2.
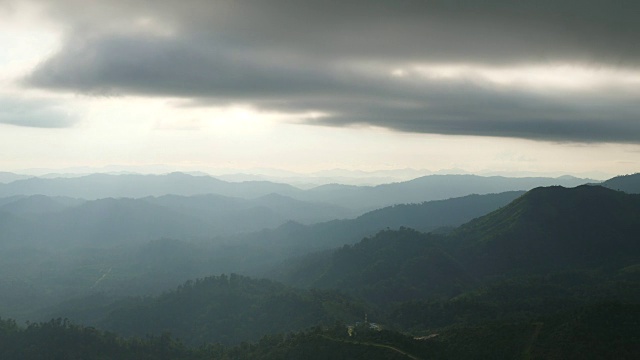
67;274;370;346
3;303;639;360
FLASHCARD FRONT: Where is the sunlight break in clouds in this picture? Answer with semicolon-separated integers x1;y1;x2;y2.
0;2;62;80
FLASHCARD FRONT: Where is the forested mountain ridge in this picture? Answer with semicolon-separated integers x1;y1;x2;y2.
601;172;640;194
455;185;640;275
0;188;523;251
276;185;640;304
233;191;525;257
344;190;524;234
263;185;640;358
272;228;471;304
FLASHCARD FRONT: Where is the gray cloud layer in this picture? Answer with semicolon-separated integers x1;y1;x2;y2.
21;0;640;143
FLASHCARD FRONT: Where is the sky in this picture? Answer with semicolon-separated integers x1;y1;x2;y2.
1;0;639;180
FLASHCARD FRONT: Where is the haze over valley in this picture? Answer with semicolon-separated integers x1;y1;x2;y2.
0;170;639;359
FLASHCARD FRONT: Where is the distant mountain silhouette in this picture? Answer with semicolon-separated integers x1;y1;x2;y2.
0;172;31;184
0;193;354;248
0;172;592;213
298;174;592;211
146;192;353;225
0;172;302;200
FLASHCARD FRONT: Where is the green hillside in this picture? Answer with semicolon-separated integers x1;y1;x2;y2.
455;185;640;275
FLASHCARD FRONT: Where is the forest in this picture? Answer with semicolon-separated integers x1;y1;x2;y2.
0;172;639;359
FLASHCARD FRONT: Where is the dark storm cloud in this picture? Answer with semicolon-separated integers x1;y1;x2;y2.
26;34;362;99
32;0;640;64
314;100;640;144
0;97;76;128
271;81;640;144
21;0;640;143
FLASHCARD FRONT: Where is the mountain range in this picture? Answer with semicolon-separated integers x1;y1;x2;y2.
0;172;593;212
32;184;640;343
271;185;640;309
0;172;639;358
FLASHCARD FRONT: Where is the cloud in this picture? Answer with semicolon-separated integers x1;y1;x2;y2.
19;0;640;143
0;96;77;128
26;0;640;65
26;34;348;99
300;82;640;144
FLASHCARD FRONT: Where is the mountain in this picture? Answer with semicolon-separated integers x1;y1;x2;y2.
273;228;471;304
235;191;525;261
146;192;354;225
351;190;524;233
3;183;638;359
0;172;592;213
0;191;525;321
0;172;302;200
0;195;84;214
602;172;640;194
299;174;592;211
5;183;638;359
455;185;640;275
0;192;355;250
3;185;634;323
275;185;640;304
0;197;213;249
0;172;31;184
